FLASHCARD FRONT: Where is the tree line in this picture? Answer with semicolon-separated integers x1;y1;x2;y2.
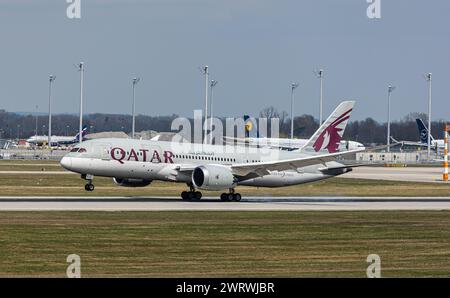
0;108;447;145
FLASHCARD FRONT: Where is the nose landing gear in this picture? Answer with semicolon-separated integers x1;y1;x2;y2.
84;183;95;192
82;174;95;192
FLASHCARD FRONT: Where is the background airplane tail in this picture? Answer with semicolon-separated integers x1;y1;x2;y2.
416;118;434;143
74;125;88;142
301;101;355;153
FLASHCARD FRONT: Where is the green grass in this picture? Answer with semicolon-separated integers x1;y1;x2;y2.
0;173;449;197
0;211;450;277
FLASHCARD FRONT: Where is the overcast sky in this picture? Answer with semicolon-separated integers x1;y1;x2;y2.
0;0;449;121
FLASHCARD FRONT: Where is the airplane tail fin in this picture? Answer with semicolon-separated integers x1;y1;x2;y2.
74;125;88;142
301;101;355;153
416;118;434;143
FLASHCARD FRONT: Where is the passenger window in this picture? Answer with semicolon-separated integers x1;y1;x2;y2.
78;148;87;153
70;148;79;152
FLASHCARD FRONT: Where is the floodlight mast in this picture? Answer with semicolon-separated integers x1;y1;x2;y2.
290;82;299;140
424;73;432;159
131;77;141;139
48;75;56;147
387;85;396;152
78;62;84;145
209;79;218;144
35;105;38;141
202;65;209;144
315;69;324;125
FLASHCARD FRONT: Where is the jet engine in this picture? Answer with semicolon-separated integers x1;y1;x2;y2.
192;165;237;190
113;178;152;187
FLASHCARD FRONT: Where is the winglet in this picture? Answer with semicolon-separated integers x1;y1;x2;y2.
301;101;355;153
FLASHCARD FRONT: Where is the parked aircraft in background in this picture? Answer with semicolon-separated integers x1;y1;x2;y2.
223;114;365;152
391;119;445;150
27;126;88;146
60;101;364;201
224;136;365;152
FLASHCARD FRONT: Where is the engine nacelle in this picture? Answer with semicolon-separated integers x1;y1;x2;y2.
192;165;237;190
113;178;152;187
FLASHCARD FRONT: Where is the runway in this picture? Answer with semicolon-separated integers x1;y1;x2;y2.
1;196;450;211
342;166;447;183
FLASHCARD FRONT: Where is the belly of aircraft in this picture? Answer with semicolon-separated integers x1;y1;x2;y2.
239;171;330;187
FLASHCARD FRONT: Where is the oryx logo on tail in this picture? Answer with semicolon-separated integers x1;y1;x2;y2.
300;101;355;154
313;109;352;153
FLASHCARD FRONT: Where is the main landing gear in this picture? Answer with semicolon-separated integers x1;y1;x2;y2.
82;174;95;192
181;184;202;201
220;189;241;202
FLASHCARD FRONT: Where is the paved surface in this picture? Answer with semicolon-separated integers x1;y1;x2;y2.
342;166;447;183
1;196;450;211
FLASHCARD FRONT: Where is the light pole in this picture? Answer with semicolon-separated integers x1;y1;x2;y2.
315;69;324;125
35;105;38;140
424;73;432;159
131;77;140;138
209;79;218;144
78;62;84;145
387;85;396;152
47;75;56;146
290;82;299;139
202;65;209;144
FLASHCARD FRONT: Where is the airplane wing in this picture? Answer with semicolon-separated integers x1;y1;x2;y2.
230;148;364;177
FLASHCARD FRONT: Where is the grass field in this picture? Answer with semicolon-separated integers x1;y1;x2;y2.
1;170;450;196
0;211;449;277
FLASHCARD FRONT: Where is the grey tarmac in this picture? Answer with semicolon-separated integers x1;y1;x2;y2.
1;196;450;211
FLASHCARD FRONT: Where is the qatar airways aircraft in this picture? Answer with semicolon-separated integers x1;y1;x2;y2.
60;101;363;201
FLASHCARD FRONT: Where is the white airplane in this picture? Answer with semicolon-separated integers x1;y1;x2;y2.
391;118;446;151
224;136;365;152
60;101;364;201
27;126;88;146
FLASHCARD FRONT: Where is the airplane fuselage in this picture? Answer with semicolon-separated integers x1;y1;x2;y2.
61;138;348;188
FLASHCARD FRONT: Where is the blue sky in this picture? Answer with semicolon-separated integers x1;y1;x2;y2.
0;0;449;121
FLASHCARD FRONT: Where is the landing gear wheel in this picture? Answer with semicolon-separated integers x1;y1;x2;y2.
220;193;229;201
181;190;202;201
194;191;202;200
233;193;242;202
84;183;94;192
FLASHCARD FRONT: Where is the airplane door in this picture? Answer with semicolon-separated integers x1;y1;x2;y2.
97;143;112;160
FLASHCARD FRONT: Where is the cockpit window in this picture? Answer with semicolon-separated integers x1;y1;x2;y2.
70;148;79;152
78;148;87;153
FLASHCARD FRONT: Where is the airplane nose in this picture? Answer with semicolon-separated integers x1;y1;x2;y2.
60;156;72;170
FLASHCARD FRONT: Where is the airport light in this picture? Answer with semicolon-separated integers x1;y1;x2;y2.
386;85;396;153
290;82;299;140
314;69;324;125
424;73;432;159
47;75;56;146
202;65;209;144
35;105;38;140
131;77;141;139
209;79;218;144
78;62;84;145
